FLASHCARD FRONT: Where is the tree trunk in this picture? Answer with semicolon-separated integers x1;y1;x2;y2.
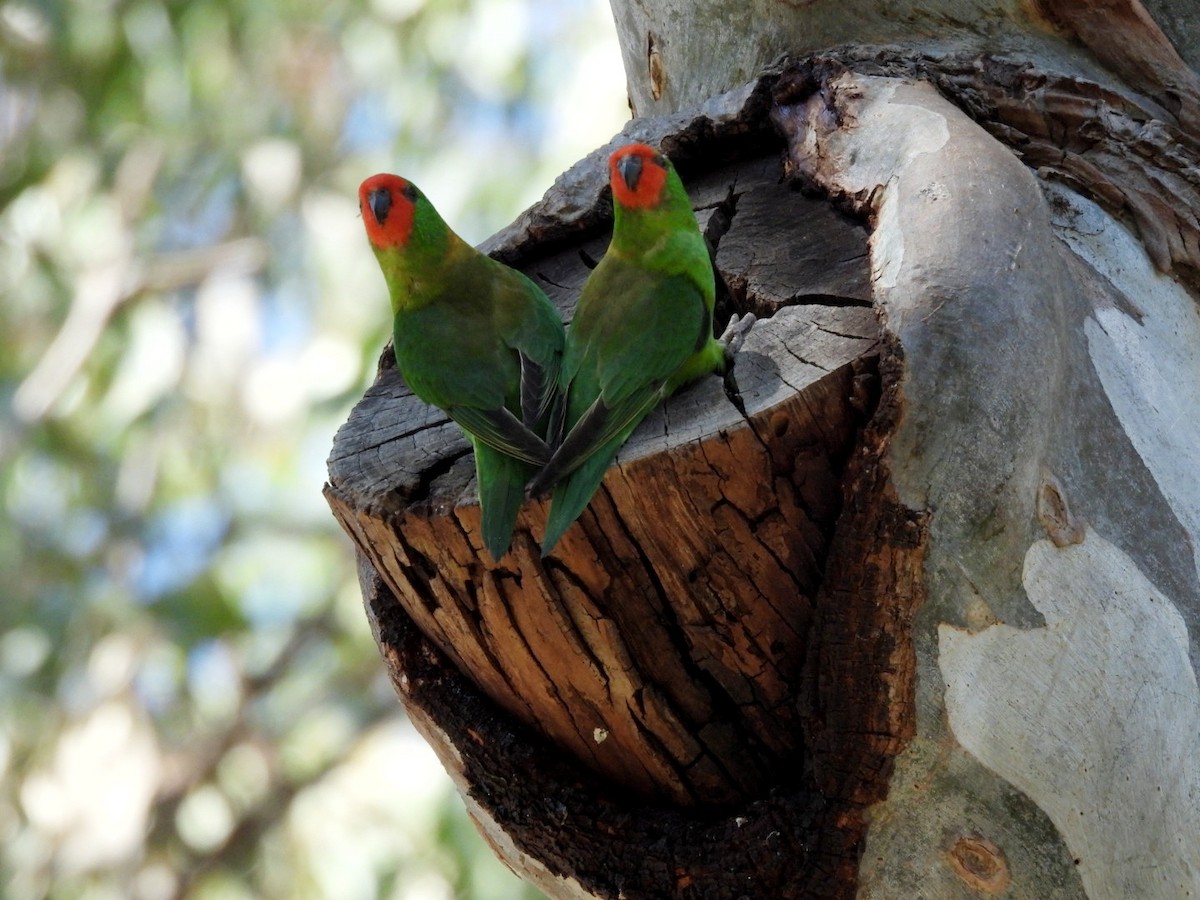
325;2;1200;896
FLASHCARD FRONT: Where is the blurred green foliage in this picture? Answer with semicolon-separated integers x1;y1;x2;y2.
0;0;626;896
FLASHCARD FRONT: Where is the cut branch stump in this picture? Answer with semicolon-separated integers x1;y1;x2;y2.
326;146;884;809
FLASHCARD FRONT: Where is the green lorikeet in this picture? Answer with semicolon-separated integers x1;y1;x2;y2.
530;143;754;555
359;173;564;561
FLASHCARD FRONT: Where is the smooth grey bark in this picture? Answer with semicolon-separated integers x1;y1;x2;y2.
784;69;1200;896
611;0;1200;118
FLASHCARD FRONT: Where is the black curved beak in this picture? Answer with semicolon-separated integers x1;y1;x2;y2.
367;188;392;226
616;153;644;192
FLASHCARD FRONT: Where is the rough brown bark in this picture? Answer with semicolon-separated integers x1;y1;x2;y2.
346;331;923;898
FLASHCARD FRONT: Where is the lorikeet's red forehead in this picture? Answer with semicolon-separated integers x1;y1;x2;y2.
609;144;669;209
359;173;418;248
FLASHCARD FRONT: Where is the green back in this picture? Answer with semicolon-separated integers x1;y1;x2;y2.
538;159;726;553
560;160;717;434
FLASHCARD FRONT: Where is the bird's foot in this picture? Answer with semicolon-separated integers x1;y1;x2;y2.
719;312;757;358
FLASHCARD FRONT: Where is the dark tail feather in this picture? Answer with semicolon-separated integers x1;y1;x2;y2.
545;389;567;453
527;398;612;498
519;352;547;429
539;442;621;556
474;442;531;561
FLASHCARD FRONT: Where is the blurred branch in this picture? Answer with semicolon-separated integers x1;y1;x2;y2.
14;248;132;421
152;616;335;810
13;236;268;422
136;239;269;295
12;136;268;422
167;708;395;900
169;772;308;900
145;613;396;896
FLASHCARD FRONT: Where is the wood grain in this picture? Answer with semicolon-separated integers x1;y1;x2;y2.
326;155;882;807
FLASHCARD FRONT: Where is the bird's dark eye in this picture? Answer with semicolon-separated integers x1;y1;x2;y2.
616;153;644;191
367;188;393;225
401;182;419;202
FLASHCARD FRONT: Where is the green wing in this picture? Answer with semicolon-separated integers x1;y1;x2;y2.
529;265;708;498
393;266;560;465
450;406;549;465
497;269;564;429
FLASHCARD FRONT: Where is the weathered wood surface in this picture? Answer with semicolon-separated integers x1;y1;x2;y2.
326;147;883;808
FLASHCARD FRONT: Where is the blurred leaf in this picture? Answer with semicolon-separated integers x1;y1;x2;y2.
152;574;246;645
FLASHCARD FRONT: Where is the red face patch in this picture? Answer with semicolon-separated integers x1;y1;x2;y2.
609;144;668;209
359;173;417;248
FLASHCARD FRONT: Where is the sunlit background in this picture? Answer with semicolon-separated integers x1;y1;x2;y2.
0;0;627;896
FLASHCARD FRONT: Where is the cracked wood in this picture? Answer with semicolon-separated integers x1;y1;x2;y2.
326;153;882;807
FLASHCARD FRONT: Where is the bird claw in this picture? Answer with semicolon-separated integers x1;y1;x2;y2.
719;312;757;357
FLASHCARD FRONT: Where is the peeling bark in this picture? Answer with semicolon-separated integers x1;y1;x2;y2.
771;58;1200;899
